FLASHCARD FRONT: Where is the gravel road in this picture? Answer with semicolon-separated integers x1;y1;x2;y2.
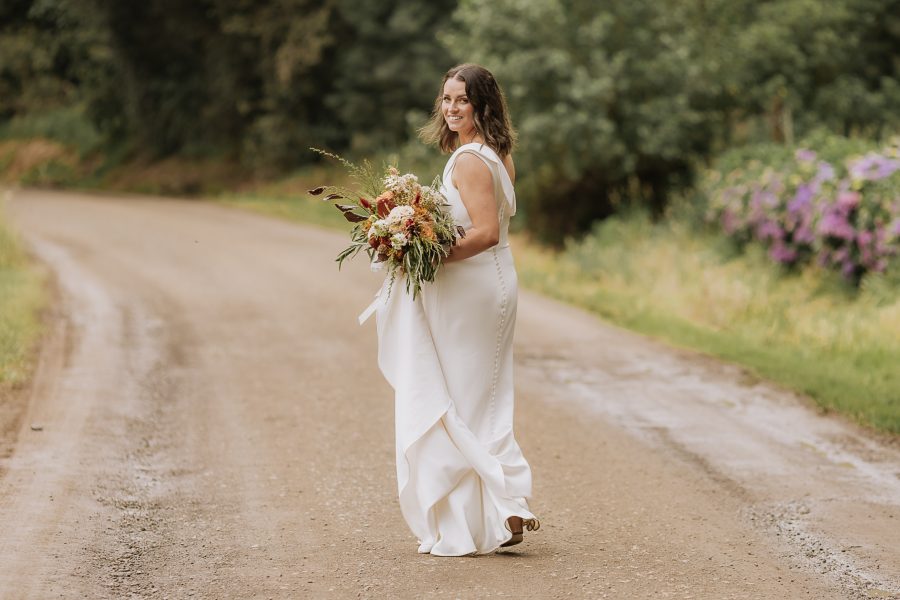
1;188;898;599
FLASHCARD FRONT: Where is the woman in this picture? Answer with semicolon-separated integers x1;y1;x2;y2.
373;63;539;556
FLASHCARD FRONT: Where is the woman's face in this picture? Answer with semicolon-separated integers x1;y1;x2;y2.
442;77;475;138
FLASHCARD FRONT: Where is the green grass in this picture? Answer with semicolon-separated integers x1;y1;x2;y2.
221;176;900;435
218;165;351;229
0;202;46;386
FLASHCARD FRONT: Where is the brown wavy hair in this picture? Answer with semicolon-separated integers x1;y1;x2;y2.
418;63;517;157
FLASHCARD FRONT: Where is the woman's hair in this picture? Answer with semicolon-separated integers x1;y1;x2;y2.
418;63;517;157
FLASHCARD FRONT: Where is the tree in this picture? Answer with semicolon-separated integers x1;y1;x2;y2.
447;0;722;240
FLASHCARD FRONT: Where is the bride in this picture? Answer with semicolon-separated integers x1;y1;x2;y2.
370;63;539;556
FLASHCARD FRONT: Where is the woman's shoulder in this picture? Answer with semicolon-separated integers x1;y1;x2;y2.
453;142;515;184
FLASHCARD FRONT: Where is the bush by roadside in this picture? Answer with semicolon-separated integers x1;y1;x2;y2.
703;133;900;284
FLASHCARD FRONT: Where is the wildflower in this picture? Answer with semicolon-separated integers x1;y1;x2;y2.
385;205;415;225
795;149;817;163
815;161;835;183
754;219;784;242
787;185;814;214
818;212;855;241
889;219;900;240
848;153;900;181
368;219;386;239
836;191;861;213
769;241;798;264
419;222;436;242
794;224;815;245
391;232;409;249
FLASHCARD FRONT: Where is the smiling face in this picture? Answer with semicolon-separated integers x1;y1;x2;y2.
442;77;477;142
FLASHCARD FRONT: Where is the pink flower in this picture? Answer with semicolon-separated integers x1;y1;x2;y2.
836;191;860;213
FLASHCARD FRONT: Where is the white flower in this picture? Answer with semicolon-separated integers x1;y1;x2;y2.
368;219;387;238
386;205;415;225
390;232;408;249
384;172;419;197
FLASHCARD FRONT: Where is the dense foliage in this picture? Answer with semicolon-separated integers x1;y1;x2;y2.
0;0;107;120
1;0;454;170
2;0;899;238
449;0;900;240
705;135;900;283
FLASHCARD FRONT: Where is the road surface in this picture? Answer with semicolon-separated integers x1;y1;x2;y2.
1;188;898;599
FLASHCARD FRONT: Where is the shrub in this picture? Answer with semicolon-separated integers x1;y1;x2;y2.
704;135;900;284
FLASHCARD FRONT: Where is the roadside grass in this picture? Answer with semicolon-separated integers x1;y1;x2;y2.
220;165;348;230
221;176;900;435
0;200;46;386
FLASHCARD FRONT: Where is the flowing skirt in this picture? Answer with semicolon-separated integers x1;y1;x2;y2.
374;246;536;556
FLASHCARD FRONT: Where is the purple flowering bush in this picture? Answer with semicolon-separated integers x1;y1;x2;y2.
704;137;900;284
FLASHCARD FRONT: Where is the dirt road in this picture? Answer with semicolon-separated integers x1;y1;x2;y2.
1;188;898;599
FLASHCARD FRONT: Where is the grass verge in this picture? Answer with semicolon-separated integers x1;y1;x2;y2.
219;178;900;435
0;198;46;387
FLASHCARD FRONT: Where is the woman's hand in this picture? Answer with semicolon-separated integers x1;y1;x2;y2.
444;153;499;263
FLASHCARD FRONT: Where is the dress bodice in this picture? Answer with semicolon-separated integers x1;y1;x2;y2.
440;143;517;248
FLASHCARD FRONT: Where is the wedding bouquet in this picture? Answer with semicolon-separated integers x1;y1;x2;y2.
308;149;464;299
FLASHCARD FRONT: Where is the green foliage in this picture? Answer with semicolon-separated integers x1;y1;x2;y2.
2;0;457;172
0;106;102;156
731;0;900;139
4;0;899;243
446;0;735;241
0;204;45;386
447;0;900;241
325;0;458;155
6;0;456;172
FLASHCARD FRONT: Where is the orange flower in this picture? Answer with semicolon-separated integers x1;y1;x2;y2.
419;222;436;241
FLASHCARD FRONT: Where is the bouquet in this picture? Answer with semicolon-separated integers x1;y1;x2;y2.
308;149;464;298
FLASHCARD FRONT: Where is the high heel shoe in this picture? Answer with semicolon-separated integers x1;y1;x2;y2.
501;516;540;547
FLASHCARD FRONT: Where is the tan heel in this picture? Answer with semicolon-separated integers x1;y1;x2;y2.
501;516;540;548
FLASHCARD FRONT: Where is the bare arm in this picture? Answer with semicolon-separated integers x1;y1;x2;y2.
444;153;499;263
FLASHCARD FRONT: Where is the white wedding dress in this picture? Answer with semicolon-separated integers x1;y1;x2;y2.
364;142;537;556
